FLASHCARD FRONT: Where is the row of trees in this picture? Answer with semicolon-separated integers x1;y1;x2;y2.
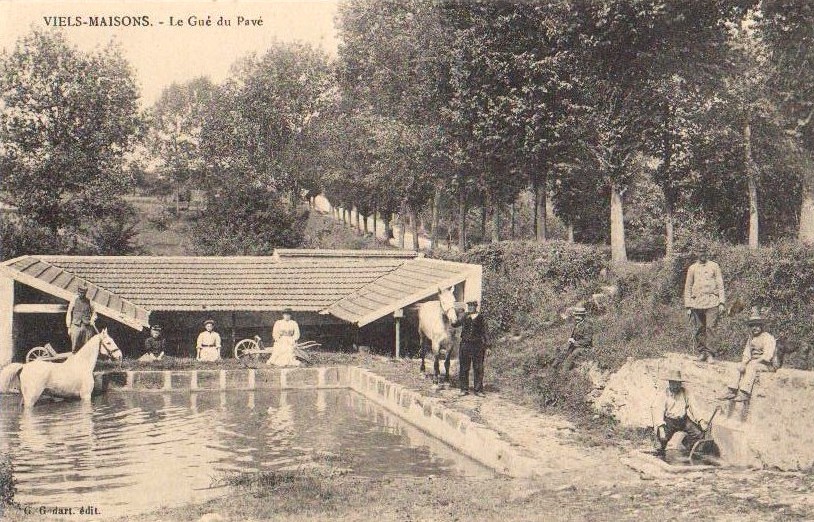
318;0;814;261
5;3;814;261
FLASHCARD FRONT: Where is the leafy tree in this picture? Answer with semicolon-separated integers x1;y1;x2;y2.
147;77;216;210
761;1;814;243
190;186;309;255
0;30;141;237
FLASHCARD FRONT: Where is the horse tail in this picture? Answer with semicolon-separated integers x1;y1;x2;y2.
0;363;24;393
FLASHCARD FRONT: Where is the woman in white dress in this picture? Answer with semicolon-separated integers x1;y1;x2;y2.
267;308;301;367
196;319;221;361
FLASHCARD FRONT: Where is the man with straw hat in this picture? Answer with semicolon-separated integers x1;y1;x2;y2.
719;310;776;402
554;306;593;372
654;369;704;457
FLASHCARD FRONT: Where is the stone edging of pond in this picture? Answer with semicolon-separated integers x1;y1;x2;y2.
99;366;537;478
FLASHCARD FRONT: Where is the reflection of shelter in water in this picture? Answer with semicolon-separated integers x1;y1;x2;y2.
0;389;489;517
1;250;481;363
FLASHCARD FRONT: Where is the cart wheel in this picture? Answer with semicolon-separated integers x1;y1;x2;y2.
26;346;53;362
234;338;260;366
689;439;717;465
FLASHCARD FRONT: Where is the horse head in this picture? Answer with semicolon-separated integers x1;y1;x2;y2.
98;329;123;361
437;287;458;323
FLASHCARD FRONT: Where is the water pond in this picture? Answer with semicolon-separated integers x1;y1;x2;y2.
0;389;490;517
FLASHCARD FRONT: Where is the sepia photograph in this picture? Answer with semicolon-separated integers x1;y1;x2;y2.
1;0;814;520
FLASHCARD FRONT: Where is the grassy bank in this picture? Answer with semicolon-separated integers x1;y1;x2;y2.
430;239;814;427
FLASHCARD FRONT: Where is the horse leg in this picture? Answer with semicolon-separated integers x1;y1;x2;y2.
20;377;45;408
79;377;94;401
444;349;452;382
432;344;441;385
419;335;427;374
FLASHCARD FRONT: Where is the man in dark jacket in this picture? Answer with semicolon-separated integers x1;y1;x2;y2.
140;324;166;362
452;300;487;396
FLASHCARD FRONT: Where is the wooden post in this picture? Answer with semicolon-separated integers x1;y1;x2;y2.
0;275;14;366
230;311;237;358
394;308;404;359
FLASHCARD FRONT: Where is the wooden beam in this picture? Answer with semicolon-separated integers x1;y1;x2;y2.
0;265;148;330
13;303;68;313
0;274;13;366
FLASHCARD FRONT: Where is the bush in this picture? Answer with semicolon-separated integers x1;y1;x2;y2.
190;188;309;255
0;219;70;261
146;206;175;232
0;454;15;507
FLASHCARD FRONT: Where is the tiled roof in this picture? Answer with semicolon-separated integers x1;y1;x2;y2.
34;255;404;312
274;249;418;259
1;256;150;329
324;258;479;326
2;252;480;328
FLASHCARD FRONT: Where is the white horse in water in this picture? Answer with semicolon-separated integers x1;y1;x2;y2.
418;287;460;384
0;329;121;407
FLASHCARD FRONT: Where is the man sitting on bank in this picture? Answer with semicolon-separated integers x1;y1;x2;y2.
654;370;704;457
719;312;776;403
139;324;166;362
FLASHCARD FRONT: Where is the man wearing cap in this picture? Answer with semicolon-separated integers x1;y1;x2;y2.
66;283;97;353
139;325;166;362
196;319;221;361
719;312;776;402
654;370;704;457
452;300;487;396
684;245;726;362
556;307;593;371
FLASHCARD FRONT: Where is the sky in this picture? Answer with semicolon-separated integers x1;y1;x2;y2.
0;0;340;106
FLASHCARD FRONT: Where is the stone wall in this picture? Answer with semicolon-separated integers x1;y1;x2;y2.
592;352;814;470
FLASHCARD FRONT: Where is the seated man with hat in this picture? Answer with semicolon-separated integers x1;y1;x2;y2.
267;308;302;367
555;306;593;371
196;319;222;361
139;324;166;362
654;369;704;457
719;311;776;402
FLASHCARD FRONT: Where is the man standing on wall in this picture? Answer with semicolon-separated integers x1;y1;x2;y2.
683;245;726;362
453;300;487;397
66;283;97;353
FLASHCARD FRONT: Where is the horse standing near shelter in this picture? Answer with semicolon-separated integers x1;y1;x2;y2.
418;287;460;384
0;329;122;407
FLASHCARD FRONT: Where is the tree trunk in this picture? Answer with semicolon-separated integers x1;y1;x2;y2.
610;183;627;263
744;119;759;249
480;204;487;243
458;189;467;251
567;223;574;243
362;214;368;234
491;204;500;243
373;210;378;239
383;213;393;241
430;190;441;251
399;209;406;248
800;160;814;243
411;206;420;251
534;181;547;241
664;198;675;256
510;202;516;240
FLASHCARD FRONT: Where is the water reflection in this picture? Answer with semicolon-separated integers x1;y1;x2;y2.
0;389;490;517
